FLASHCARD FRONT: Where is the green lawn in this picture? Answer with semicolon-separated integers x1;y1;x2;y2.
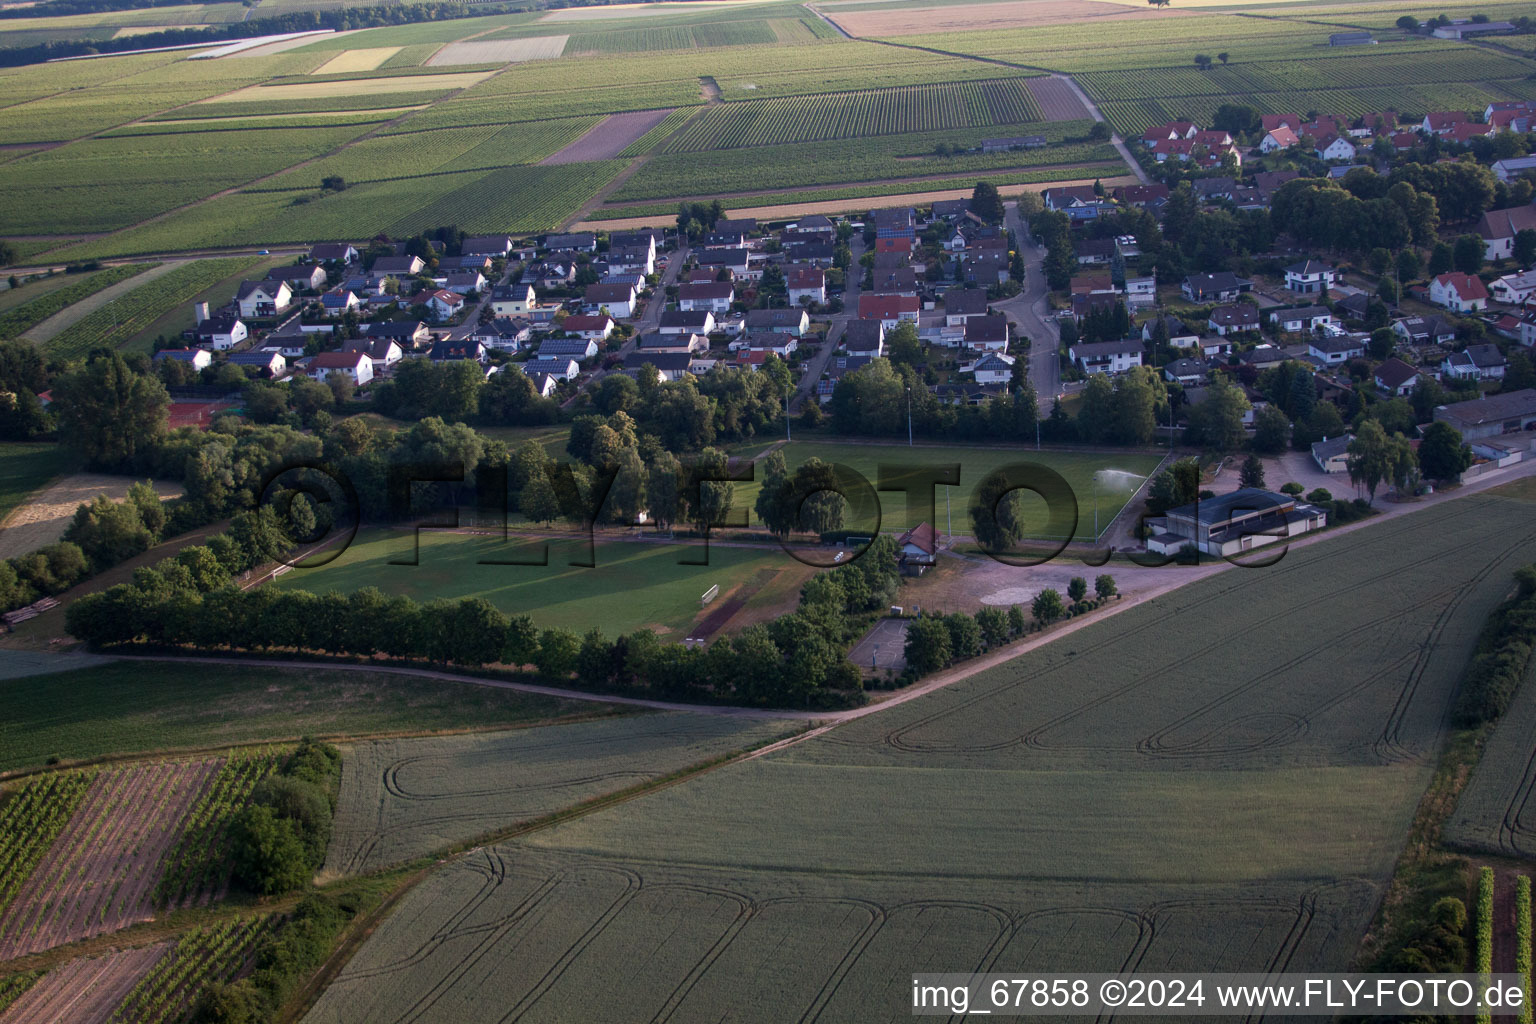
0;442;68;523
0;660;600;774
735;439;1166;540
274;530;792;638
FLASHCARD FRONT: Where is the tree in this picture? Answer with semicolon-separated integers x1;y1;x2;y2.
1193;53;1213;70
1418;420;1472;481
533;628;579;677
1428;241;1454;277
51;353;169;469
1501;229;1536;275
1251;404;1291;454
1347;419;1394;503
1397;14;1419;28
1217;51;1229;63
229;805;310;895
1397;247;1423;282
1032;588;1065;625
1452;233;1485;276
904;616;953;675
1067;576;1088;603
1239;454;1266;489
1094;574;1117;600
1189;374;1250;451
520;470;561;526
971;181;1005;222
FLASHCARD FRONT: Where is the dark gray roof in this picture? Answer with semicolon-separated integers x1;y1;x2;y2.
1436;388;1536;426
843;320;883;351
661;310;712;329
944;289;989;315
1311;435;1352;461
1167;487;1290;525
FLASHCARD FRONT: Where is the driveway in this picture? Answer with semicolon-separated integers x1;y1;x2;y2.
997;200;1062;400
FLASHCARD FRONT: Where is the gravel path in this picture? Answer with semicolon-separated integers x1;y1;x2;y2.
20;262;185;344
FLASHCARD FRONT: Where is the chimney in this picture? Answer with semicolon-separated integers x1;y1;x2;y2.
193;302;209;325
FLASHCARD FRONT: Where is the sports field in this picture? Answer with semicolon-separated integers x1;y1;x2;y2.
308;494;1536;1023
737;439;1166;539
273;531;805;639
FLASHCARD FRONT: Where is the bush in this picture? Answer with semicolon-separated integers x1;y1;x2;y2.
1455;567;1536;726
1478;868;1494;1024
1281;482;1304;496
229;739;341;896
1306;487;1332;504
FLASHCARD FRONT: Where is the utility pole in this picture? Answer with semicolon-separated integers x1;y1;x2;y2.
906;385;913;446
785;387;791;442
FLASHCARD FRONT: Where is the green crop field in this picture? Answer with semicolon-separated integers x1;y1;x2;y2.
732;439;1165;539
43;257;259;359
660;77;1044;152
0;660;594;774
273;531;799;639
324;714;799;877
1446;657;1536;859
309;496;1536;1023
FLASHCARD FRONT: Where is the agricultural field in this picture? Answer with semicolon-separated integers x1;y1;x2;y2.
324;714;799;877
0;759;220;960
0;265;155;340
44;257;261;360
154;751;282;909
0;660;594;775
273;531;806;639
0;943;169;1024
1446;660;1536;859
0;444;69;524
310;493;1536;1023
104;918;275;1024
660;77;1044;151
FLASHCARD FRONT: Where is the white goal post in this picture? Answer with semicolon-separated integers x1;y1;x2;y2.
701;584;720;605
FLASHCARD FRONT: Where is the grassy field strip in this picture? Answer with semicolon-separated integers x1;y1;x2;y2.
41;257;259;358
0;442;71;526
16;263;176;343
0;264;156;341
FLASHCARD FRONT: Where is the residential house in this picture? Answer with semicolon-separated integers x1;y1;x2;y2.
521;261;574;289
1371;357;1420;396
1476;204;1536;260
965;351;1015;385
1074;238;1116;265
1492;156;1536;182
544;232;597;254
236;280;292;319
858;294;920;329
1192;177;1237;203
268;264;327;293
1115;183;1171;208
1142;316;1199;349
560;314;615;342
746;308;810;336
444;271;487;295
429;338;487;363
469;317;531;352
1182;272;1251;302
678;281;735;313
1392;315;1457;345
1433;388;1536;438
870;266;919;296
1492;269;1536;304
784;241;836;265
1270;305;1337;333
1311;435;1353;473
320;288;360;318
193;314;246;351
1315;133;1357;161
1125;275;1157;309
1140;121;1198;146
1144;488;1326;557
962;250;1010;285
1430;272;1489;312
740;332;796;357
787;267;825;306
585;282;637;318
362;320;430;351
491;284;538;316
964;315;1009;352
462;235;512;258
371;255;423;278
622;350;694;381
342;337;404;368
308;351;373;386
1163;358;1206;385
228;350;285;377
1443;343;1507;380
1284;260;1337;294
1308;334;1365;364
1070;292;1125;323
872;207;917;253
1451;122;1494;145
639;331;708;355
309;243;358;264
1241;344;1286;369
1259;126;1300;153
1069;339;1143;375
155;347;211;370
1042;185;1100;210
696;248;752;278
413;288;464;321
539;337;600;361
659;309;715;335
1421;111;1469;135
843;320;885;357
522;357;581;382
944;288;990;326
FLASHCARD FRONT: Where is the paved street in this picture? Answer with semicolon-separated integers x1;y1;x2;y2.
998;199;1062;402
789;232;864;413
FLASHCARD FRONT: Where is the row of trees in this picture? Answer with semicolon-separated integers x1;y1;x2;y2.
230;740;341;896
903;575;1117;676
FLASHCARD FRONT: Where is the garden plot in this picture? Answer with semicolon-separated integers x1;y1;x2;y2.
424;36;568;66
323;713;799;877
0;759;221;960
